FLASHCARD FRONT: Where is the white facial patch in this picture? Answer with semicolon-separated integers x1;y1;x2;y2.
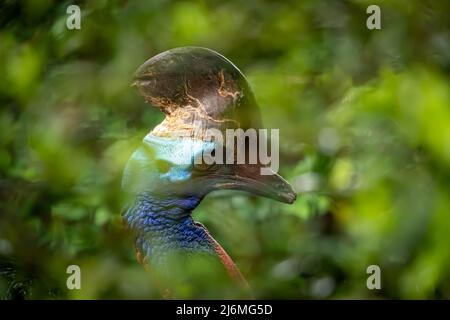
143;134;215;166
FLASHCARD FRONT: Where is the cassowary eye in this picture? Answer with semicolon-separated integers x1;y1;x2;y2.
155;159;171;173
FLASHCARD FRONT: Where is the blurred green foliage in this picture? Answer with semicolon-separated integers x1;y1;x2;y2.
0;0;449;299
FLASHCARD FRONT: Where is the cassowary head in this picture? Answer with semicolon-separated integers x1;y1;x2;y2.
123;47;296;205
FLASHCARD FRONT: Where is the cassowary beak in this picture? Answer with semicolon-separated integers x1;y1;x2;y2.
214;163;297;204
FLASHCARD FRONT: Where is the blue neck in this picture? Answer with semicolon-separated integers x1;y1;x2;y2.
124;193;216;267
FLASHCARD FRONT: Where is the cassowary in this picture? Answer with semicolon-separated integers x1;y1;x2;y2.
122;47;296;298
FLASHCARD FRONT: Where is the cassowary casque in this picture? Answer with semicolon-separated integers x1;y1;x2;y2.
122;47;296;297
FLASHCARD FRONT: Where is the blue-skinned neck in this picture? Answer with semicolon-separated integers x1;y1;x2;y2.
122;134;218;265
124;192;216;266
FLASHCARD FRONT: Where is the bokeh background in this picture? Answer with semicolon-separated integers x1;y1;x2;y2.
1;0;449;299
